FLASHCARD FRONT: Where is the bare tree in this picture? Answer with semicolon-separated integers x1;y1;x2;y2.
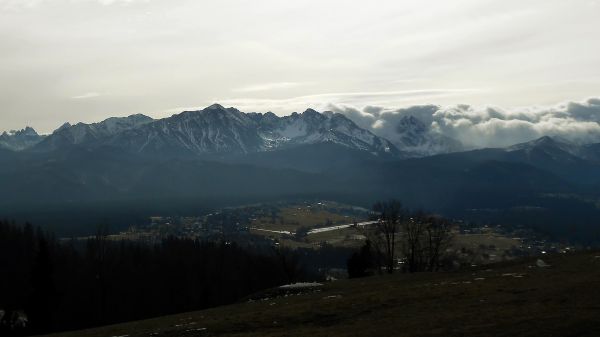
402;212;453;273
424;216;454;272
403;211;426;273
372;200;403;274
365;201;454;274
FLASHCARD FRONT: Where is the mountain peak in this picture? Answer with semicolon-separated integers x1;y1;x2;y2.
4;126;39;137
300;109;328;123
532;135;557;146
127;113;153;121
302;108;325;118
507;135;581;161
397;115;427;133
21;126;39;136
384;115;463;157
510;136;568;151
0;126;45;151
56;122;72;132
206;103;226;110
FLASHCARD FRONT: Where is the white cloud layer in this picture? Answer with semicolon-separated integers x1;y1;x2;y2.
71;92;103;99
330;98;600;149
232;82;309;93
0;0;145;9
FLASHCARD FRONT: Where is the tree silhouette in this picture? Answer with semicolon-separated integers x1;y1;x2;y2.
28;236;55;333
347;240;374;278
373;200;403;274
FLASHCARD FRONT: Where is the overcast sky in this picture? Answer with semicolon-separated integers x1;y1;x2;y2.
1;0;599;133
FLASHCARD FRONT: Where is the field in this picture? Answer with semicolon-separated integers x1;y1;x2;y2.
248;203;527;258
42;251;600;337
250;202;364;231
249;202;369;248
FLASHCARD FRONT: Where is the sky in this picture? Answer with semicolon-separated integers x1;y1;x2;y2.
1;0;599;135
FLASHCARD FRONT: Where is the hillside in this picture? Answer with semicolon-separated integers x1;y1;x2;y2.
43;252;600;337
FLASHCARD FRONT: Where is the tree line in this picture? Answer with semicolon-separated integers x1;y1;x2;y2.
0;221;310;336
348;200;454;277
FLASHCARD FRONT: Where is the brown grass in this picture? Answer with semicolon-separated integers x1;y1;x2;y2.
42;251;600;337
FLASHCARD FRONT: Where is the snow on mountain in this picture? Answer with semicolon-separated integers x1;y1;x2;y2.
0;127;45;151
109;105;399;156
108;104;265;155
508;136;575;154
33;114;154;152
25;105;400;157
387;115;463;157
505;136;587;164
253;109;398;155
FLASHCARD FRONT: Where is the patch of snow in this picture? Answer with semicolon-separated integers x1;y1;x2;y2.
251;228;293;235
279;282;323;289
536;259;550;268
307;221;377;235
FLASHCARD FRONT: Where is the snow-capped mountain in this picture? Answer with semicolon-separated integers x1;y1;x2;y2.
27;104;399;157
505;135;600;165
250;108;398;155
32;114;154;152
107;105;265;155
387;115;463;157
0;127;45;151
507;136;580;158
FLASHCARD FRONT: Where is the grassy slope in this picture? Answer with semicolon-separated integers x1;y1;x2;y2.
43;252;600;337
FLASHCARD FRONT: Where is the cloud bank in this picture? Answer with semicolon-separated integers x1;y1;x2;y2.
330;98;600;149
0;0;146;9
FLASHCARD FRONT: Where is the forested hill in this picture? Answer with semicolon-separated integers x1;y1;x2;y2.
0;221;316;335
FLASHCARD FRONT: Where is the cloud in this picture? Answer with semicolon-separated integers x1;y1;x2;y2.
0;0;147;10
95;0;147;4
330;97;600;149
71;92;102;99
217;88;481;114
232;82;308;93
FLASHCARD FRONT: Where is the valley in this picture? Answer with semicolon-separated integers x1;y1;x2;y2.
2;105;600;243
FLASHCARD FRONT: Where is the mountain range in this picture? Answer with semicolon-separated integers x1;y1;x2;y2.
4;104;399;157
1;104;600;242
1;104;466;157
0;127;45;151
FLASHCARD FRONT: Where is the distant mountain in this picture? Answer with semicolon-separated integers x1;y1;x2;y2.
30;104;399;157
104;105;265;156
450;136;600;185
581;143;600;162
510;136;600;165
507;136;582;160
0;127;45;151
390;115;463;157
251;109;398;155
31;114;154;152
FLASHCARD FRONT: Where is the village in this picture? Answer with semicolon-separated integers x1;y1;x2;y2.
82;201;576;269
